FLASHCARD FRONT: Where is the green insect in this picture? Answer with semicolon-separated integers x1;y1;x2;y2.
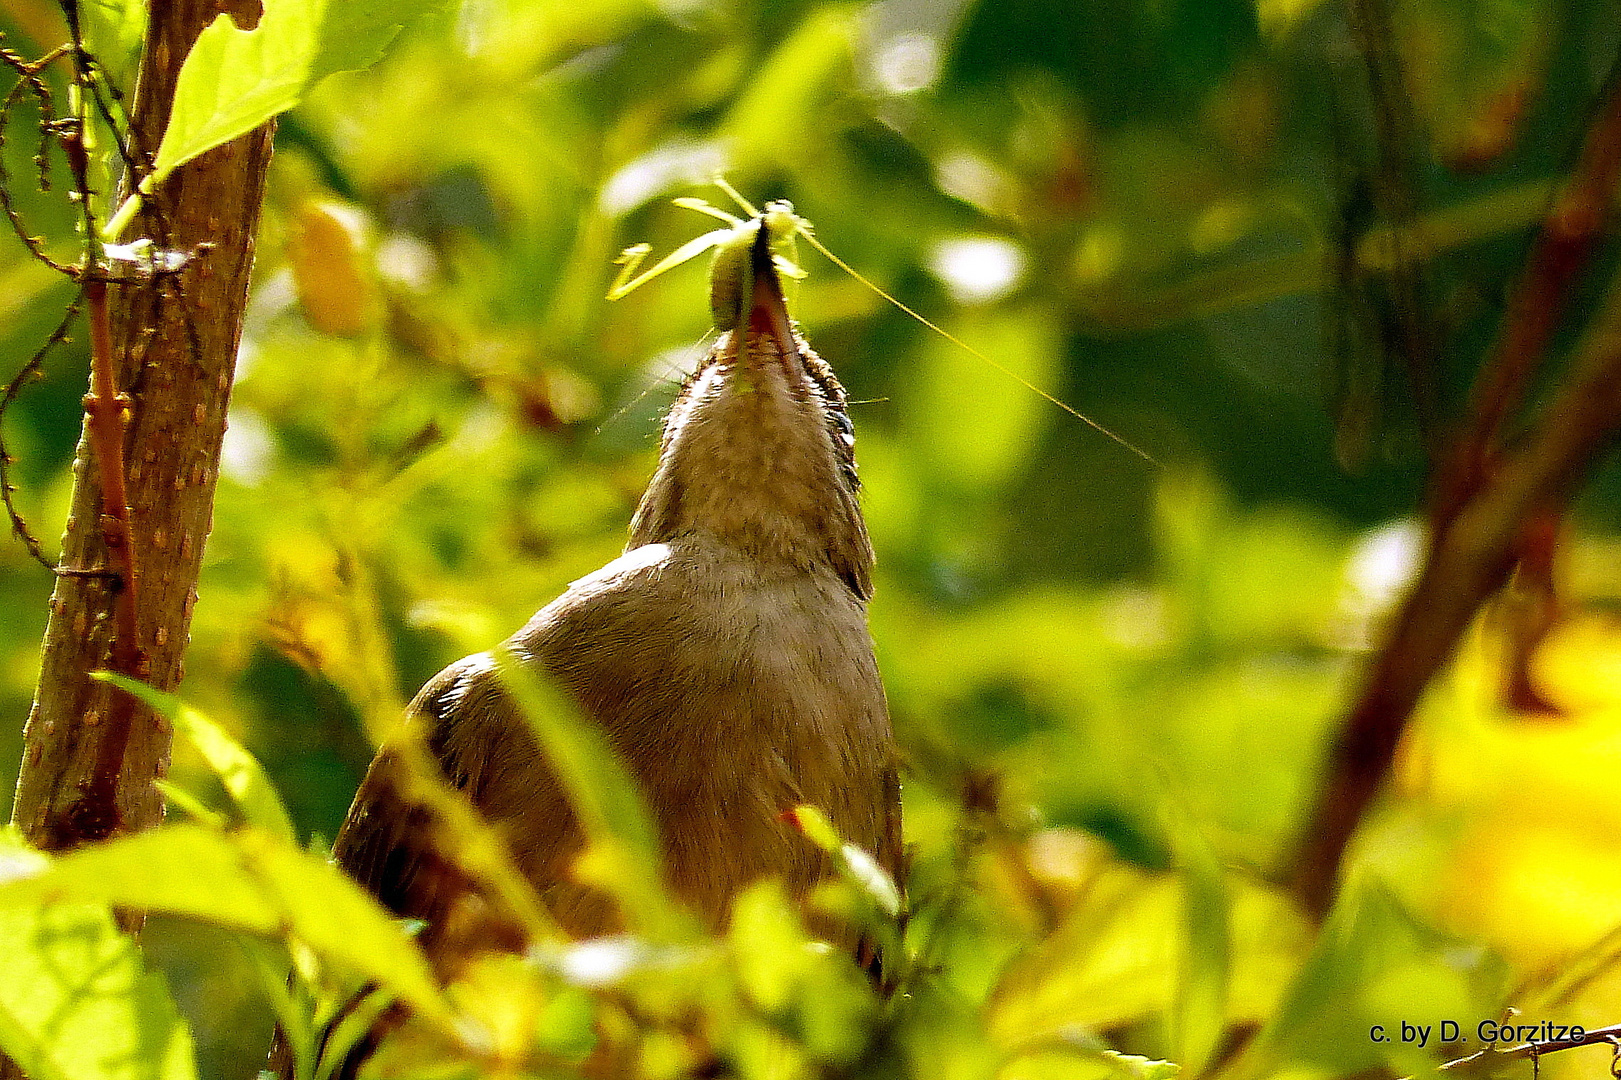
607;180;1155;464
607;180;809;334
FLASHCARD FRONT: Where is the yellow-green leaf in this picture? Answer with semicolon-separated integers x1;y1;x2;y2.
97;673;295;842
0;824;455;1036
0;902;197;1080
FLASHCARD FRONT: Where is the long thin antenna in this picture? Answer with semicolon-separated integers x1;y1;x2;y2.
798;231;1159;466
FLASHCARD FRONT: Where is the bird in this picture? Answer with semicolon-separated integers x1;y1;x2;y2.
329;212;903;980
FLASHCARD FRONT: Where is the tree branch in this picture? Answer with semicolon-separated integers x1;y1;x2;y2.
1290;258;1621;917
1432;72;1621;531
1286;60;1621;920
9;0;276;857
1427;1021;1621;1076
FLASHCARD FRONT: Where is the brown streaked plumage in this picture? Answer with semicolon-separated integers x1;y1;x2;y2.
331;221;902;973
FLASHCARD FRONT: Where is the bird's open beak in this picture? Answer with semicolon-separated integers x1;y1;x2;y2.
747;216;798;360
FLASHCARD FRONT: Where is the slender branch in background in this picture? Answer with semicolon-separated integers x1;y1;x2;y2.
1432;71;1621;531
1287;46;1621;920
0;293;83;569
1290;258;1621;918
1344;0;1442;459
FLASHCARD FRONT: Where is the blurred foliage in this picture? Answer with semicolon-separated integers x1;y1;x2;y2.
2;0;1621;1077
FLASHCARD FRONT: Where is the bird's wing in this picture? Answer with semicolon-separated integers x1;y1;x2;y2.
329;655;512;944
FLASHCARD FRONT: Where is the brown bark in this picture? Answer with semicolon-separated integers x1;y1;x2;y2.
1289;265;1621;918
8;0;274;850
1285;67;1621;921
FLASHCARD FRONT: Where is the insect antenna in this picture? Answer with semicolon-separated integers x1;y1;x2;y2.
795;229;1160;466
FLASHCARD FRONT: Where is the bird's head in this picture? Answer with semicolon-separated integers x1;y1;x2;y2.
629;218;874;600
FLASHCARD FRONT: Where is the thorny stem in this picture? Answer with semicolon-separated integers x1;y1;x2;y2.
0;34;146;570
1422;1021;1621;1077
80;279;140;675
0;42;75;274
0;291;84;569
63;275;147;842
51;88;146;841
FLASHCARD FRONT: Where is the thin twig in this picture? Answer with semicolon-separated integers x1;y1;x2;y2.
1344;0;1441;459
60;274;147;842
0;288;84;569
0;43;77;275
79;279;140;672
1432;71;1621;532
1424;1021;1621;1076
54;81;147;842
0;36;145;575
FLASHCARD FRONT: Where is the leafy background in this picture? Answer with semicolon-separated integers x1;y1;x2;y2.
3;0;1621;1076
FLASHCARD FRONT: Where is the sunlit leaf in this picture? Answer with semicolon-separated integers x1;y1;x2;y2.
989;862;1180;1045
492;648;685;940
730;879;814;1012
0;824;456;1036
142;0;443;194
0;900;196;1080
1169;820;1228;1074
798;951;879;1065
97;673;295;843
1237;883;1502;1079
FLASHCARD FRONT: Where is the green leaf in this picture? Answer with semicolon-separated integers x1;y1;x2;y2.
97;673;295;842
0;900;197;1080
80;0;147;92
909;308;1061;492
0;824;457;1038
730;879;814;1012
145;0;442;192
534;985;597;1061
492;648;685;940
1237;883;1501;1079
1169;819;1229;1075
989;864;1181;1045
